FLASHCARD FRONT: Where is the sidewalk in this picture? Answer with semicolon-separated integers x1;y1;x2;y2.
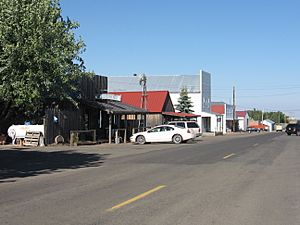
0;142;181;159
0;132;262;159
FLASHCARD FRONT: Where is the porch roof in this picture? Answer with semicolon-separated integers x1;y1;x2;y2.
162;112;200;118
81;100;147;114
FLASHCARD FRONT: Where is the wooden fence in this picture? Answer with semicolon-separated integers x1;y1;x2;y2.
44;107;80;145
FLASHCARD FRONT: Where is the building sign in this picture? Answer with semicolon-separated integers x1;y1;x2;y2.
96;94;121;101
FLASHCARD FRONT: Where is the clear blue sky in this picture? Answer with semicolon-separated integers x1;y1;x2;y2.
61;0;300;119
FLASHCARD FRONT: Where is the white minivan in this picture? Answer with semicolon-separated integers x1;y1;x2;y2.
168;121;201;137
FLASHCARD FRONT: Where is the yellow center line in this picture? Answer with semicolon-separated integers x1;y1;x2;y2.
107;185;167;212
223;153;236;159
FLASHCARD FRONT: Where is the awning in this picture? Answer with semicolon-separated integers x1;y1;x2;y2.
81;99;147;114
162;112;201;118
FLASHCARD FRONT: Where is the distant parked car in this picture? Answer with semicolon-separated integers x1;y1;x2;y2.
246;127;260;133
130;125;195;144
285;124;300;136
168;121;201;137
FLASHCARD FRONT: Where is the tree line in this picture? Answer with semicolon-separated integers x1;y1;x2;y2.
247;109;287;123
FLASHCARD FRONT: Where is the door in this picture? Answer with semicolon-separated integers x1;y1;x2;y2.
146;126;174;142
146;127;162;142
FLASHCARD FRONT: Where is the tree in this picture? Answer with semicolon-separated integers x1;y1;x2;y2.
248;109;262;121
0;0;86;131
175;87;194;113
248;109;286;123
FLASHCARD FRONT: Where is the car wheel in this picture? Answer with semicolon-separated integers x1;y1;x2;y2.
297;131;300;136
287;133;291;136
136;135;146;144
172;134;183;144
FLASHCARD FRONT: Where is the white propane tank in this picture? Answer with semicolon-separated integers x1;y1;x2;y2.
7;125;45;145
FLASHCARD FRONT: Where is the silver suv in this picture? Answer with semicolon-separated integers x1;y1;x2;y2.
168;121;201;137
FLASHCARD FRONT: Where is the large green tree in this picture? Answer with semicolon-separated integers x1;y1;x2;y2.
0;0;86;130
175;87;194;113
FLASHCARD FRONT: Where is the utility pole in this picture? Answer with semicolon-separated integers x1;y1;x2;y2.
232;86;236;132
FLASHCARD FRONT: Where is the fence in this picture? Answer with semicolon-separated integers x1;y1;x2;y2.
70;129;96;146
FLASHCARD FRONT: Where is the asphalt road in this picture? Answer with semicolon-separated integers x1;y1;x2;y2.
0;132;300;225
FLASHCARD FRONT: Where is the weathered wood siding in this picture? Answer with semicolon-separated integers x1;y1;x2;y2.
146;114;163;128
162;94;175;112
44;106;81;145
80;75;107;100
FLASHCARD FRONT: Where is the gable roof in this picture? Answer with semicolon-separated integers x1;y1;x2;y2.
236;111;247;117
263;119;275;124
109;91;173;113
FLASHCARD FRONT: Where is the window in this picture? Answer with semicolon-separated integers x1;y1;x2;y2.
159;127;167;132
164;126;174;131
148;127;160;133
176;122;185;128
187;122;199;128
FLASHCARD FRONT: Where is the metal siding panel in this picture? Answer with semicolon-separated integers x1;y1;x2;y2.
109;75;201;93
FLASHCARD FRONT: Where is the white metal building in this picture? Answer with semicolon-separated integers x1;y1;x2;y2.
108;70;218;133
236;111;250;131
211;102;235;134
262;119;275;132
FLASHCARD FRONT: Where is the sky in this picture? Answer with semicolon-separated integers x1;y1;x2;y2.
60;0;300;119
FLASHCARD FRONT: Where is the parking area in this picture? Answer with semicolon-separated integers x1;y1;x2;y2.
0;131;269;183
0;131;262;158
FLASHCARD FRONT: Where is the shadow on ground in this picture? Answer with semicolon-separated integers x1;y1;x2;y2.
0;149;108;182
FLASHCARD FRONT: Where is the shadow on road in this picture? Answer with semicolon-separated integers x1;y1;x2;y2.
0;149;108;183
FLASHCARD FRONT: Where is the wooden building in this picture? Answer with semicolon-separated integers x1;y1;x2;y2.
44;75;147;145
110;91;200;128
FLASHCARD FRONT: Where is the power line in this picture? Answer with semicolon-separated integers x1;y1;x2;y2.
236;104;300;112
236;92;300;98
213;85;300;91
213;91;300;98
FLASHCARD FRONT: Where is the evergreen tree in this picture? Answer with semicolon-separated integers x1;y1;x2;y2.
175;87;194;113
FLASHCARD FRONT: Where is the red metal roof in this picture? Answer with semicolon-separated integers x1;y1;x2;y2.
211;105;225;114
249;124;268;129
109;91;170;113
236;111;247;117
162;112;201;118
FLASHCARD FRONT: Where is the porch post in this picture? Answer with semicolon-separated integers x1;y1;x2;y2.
124;114;127;143
108;113;112;144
